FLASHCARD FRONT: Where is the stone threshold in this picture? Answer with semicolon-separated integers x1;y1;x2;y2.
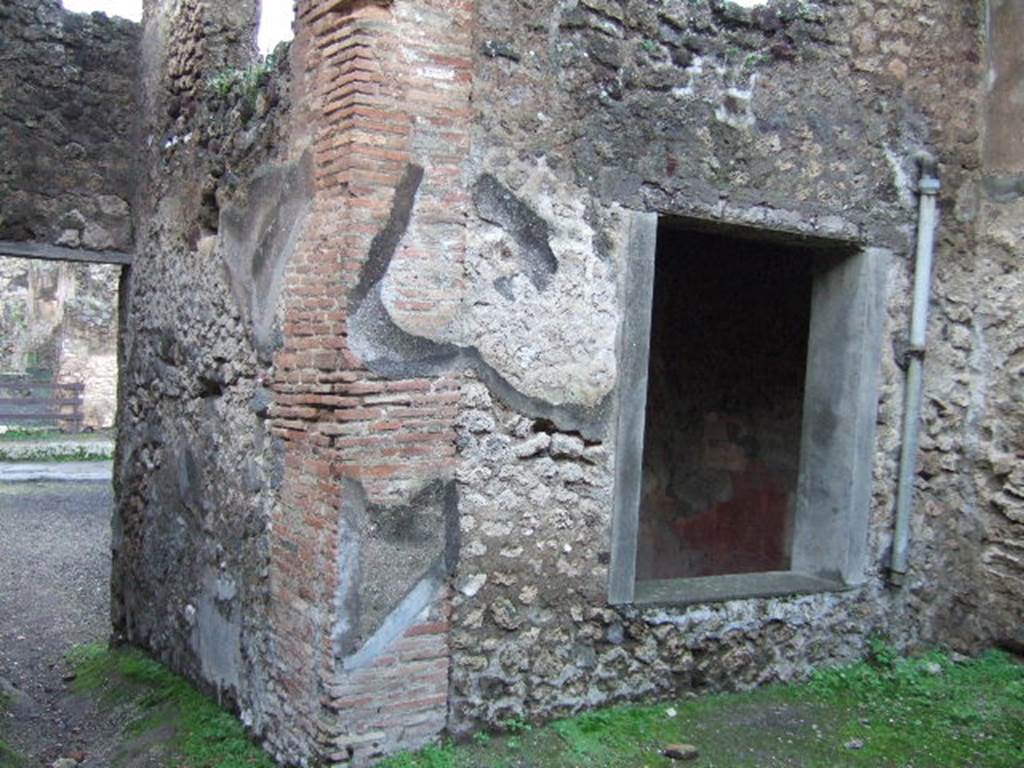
634;571;854;606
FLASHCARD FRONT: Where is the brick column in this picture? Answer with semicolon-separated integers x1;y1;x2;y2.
268;0;472;762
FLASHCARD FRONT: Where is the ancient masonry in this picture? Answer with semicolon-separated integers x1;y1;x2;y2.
0;0;136;428
3;0;1023;765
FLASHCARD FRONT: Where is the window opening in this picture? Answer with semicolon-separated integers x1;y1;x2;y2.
637;227;813;581
610;213;888;605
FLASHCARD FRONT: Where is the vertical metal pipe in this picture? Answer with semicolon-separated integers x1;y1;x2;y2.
889;153;941;586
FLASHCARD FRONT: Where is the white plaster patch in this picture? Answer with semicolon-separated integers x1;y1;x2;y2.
382;159;623;408
883;145;914;208
459;573;488;597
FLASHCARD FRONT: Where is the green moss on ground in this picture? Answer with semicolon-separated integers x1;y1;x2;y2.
68;644;274;768
0;689;20;768
0;449;112;462
0;740;24;768
382;646;1024;768
0;428;62;442
0;428;112;443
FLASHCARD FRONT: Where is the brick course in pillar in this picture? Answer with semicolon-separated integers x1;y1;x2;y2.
268;0;472;762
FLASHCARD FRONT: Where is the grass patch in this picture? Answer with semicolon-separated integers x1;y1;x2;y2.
0;428;62;442
0;691;19;768
381;647;1024;768
68;643;274;768
0;740;24;768
0;427;114;461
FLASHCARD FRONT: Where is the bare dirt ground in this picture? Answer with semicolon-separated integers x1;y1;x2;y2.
0;480;115;766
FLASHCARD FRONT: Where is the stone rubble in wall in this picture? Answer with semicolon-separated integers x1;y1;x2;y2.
450;377;891;729
446;0;1023;734
112;0;292;755
0;0;137;250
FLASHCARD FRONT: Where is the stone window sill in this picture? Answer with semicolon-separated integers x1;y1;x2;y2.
632;571;852;607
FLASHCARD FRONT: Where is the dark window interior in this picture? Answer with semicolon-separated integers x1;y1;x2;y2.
636;223;814;581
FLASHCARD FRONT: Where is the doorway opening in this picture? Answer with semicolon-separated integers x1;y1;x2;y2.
0;244;127;764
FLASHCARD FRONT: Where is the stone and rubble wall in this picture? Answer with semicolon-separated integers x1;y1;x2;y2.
0;0;137;429
116;0;469;761
430;0;1020;731
0;0;138;250
112;0;291;749
965;0;1024;655
107;0;1024;765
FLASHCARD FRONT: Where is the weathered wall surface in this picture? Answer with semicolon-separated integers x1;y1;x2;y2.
266;1;472;761
965;0;1024;655
0;257;120;429
416;0;1018;731
0;0;138;250
115;0;472;761
111;0;292;748
108;0;1024;765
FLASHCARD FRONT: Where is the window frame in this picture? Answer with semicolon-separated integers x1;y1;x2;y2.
609;212;890;606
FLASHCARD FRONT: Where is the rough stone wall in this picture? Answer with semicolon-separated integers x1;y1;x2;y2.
113;0;474;762
112;0;293;748
423;0;1017;731
109;0;1024;766
0;257;120;429
0;0;136;430
961;0;1024;654
0;0;138;250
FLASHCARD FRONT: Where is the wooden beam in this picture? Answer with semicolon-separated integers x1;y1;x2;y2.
0;239;132;266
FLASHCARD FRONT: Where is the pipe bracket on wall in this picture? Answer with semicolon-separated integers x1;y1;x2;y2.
888;152;941;587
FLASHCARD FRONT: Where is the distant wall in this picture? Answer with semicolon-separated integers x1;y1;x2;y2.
0;257;119;429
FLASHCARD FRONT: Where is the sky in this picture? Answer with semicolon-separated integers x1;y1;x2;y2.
257;0;294;53
61;0;294;53
63;0;140;20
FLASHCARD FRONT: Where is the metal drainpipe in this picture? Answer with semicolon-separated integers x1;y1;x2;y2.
889;152;941;587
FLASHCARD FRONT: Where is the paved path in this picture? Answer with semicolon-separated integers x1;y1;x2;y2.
0;461;112;483
0;480;113;765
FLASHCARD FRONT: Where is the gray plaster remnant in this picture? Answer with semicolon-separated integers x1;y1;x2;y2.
193;569;242;700
176;441;205;516
352;163;426;305
791;246;890;585
472;174;558;290
347;161;463;374
341;567;447;672
348;283;462;375
220;151;314;363
347;165;613;440
334;478;459;660
609;211;657;605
